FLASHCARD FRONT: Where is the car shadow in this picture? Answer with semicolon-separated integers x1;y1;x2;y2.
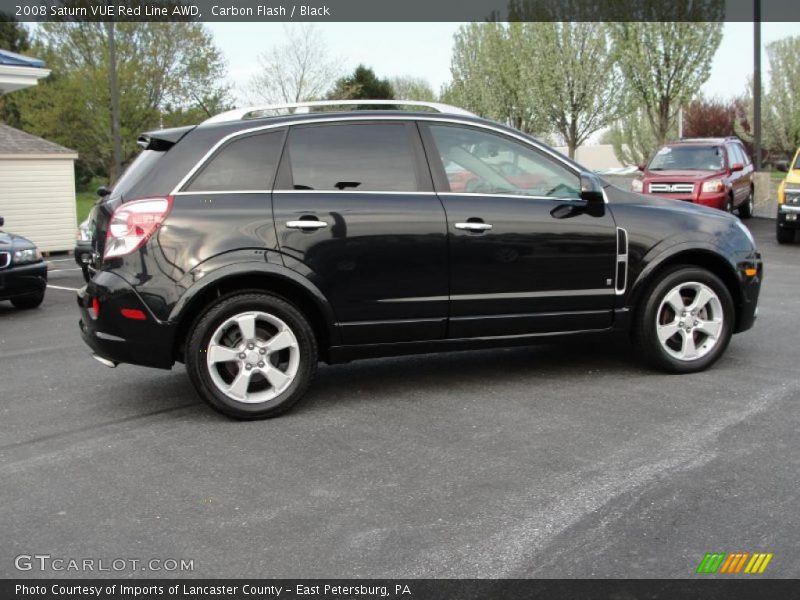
296;334;646;416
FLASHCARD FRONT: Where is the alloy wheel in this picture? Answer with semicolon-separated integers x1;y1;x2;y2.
655;282;724;362
206;311;300;403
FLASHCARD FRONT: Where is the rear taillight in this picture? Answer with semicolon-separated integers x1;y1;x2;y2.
104;196;172;259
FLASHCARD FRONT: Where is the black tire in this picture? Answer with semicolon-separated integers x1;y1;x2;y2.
724;195;734;213
738;188;754;219
633;266;734;374
11;291;45;310
776;221;795;244
185;292;318;419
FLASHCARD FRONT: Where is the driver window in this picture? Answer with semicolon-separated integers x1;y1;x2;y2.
427;124;579;199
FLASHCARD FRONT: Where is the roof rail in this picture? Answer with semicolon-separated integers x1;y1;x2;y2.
203;100;476;125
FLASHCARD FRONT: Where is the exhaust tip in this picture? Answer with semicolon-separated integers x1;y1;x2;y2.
92;354;119;368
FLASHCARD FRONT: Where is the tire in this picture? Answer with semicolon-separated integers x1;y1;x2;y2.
776;221;795;244
738;188;754;219
633;266;734;374
11;291;45;310
724;195;734;213
185;292;318;419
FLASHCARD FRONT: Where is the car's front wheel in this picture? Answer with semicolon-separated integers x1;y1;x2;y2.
11;291;45;309
738;188;754;219
633;267;734;373
186;292;318;419
776;221;795;244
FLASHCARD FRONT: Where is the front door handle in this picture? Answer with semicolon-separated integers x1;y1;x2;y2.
455;222;493;232
286;220;328;230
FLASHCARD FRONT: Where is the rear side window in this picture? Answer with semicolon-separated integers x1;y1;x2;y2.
185;130;284;192
285;123;421;192
112;150;164;198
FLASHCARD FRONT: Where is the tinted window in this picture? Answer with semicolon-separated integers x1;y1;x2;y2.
112;149;164;197
287;123;420;192
648;145;724;171
428;124;579;199
186;131;284;192
726;144;742;166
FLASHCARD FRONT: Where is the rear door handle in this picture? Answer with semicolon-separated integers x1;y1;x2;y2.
455;222;493;232
286;220;328;230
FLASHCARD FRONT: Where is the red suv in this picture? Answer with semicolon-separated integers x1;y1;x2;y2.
632;137;754;218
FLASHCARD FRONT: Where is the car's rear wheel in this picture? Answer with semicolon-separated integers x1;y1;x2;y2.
776;221;795;244
738;188;754;219
11;291;45;310
186;292;318;419
633;267;734;373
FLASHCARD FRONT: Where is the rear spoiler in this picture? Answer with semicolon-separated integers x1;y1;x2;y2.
137;125;196;151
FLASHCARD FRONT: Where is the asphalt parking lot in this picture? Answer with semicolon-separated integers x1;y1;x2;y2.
1;217;798;579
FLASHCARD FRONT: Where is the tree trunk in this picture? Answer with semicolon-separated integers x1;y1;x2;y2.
106;21;123;182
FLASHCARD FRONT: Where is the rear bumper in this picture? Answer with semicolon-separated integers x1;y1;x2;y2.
77;270;175;369
0;261;47;301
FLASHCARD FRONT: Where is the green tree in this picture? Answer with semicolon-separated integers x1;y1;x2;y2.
15;22;230;183
609;19;723;149
0;14;32;127
390;76;436;102
761;37;800;158
327;65;394;100
606;107;677;167
520;22;627;158
447;22;542;134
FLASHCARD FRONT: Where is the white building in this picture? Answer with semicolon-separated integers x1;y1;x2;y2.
0;49;78;253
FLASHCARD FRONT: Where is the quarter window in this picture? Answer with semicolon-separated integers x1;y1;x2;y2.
185;130;284;192
427;124;579;199
286;123;421;192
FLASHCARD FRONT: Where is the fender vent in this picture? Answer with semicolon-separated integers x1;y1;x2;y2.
616;228;628;294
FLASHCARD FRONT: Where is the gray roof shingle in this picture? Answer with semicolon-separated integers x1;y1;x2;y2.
0;123;76;155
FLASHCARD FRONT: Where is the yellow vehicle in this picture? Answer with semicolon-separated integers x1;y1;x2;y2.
777;148;800;243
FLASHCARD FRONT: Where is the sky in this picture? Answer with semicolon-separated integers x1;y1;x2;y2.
208;21;800;106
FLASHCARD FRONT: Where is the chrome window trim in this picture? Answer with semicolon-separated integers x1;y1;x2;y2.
171;115;583;196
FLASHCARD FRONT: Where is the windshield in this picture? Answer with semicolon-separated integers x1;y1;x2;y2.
648;145;725;171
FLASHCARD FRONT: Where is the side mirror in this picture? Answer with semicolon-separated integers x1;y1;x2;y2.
731;163;744;172
580;173;606;217
637;163;646;172
97;186;111;198
580;173;605;203
0;216;4;227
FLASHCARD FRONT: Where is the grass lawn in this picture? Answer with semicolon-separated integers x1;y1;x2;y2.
76;191;96;223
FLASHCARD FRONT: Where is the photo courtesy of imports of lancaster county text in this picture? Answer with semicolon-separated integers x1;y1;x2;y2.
2;0;800;597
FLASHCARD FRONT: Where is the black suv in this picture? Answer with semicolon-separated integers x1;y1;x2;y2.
77;101;763;419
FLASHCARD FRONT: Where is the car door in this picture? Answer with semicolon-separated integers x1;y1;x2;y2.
272;120;449;345
419;122;619;339
726;142;747;204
